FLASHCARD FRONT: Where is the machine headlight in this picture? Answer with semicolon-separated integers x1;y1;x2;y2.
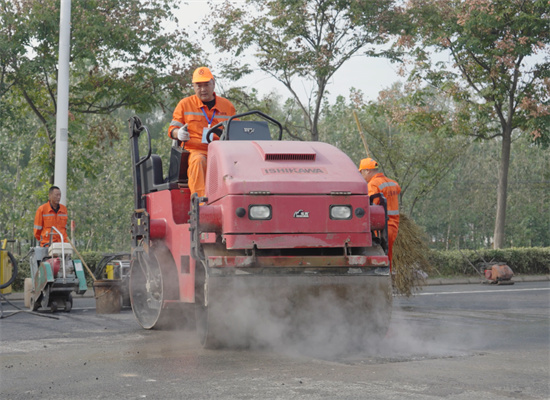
249;205;272;220
330;205;352;220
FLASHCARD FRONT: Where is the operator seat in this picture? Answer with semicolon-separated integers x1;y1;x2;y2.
167;146;189;186
140;146;189;194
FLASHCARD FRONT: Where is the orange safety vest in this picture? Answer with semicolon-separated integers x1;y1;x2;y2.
168;93;236;197
33;202;69;247
168;93;236;152
368;173;401;265
368;173;401;230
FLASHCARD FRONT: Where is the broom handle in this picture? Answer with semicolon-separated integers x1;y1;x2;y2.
66;237;97;281
353;110;370;157
458;249;485;278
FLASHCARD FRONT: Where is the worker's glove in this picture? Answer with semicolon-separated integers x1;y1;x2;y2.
177;124;189;142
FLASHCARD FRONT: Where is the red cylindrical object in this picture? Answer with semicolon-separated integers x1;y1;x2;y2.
51;257;61;277
370;205;386;231
149;218;167;239
199;205;223;232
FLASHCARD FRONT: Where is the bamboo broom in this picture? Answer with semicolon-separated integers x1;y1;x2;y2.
353;111;431;295
391;213;433;296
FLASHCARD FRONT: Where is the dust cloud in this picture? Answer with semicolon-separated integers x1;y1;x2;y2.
191;275;399;359
144;254;482;360
234;290;485;362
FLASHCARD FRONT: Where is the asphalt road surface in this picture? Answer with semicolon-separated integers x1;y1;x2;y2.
1;281;549;399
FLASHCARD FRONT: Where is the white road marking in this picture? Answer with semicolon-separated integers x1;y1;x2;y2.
419;287;550;296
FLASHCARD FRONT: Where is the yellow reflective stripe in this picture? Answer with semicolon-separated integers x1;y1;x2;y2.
34;225;42;230
387;210;399;216
171;120;184;127
378;182;398;189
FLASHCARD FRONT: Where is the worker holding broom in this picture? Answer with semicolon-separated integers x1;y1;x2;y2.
359;158;401;266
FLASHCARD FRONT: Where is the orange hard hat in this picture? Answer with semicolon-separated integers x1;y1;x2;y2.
359;157;378;171
192;67;214;83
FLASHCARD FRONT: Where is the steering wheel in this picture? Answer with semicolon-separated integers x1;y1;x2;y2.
205;121;225;143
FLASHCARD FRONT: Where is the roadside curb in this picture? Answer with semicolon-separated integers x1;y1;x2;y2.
426;274;550;286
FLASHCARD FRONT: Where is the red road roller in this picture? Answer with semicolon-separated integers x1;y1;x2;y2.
128;111;391;350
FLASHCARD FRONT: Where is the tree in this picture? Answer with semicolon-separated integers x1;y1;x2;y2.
0;98;40;242
399;0;550;248
413;137;549;250
207;0;399;141
320;86;469;215
0;0;200;182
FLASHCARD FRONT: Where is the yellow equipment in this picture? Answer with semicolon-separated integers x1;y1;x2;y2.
0;239;17;294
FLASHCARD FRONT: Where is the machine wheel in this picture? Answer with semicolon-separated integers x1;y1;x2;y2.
64;294;73;312
195;262;270;349
24;278;32;309
195;261;217;348
30;296;40;311
130;244;181;329
195;262;235;349
50;300;58;313
30;290;42;312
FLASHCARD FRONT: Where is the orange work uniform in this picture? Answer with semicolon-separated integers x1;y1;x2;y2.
168;93;236;197
33;202;69;247
368;173;401;266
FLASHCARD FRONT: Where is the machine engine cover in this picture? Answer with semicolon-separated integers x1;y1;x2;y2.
206;141;368;202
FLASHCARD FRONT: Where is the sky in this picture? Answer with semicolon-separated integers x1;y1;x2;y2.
177;1;405;103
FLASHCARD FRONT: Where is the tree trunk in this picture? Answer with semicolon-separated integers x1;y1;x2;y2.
446;222;451;251
493;127;512;249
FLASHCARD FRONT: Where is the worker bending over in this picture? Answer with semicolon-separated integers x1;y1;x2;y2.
168;67;236;198
359;158;401;266
33;186;69;247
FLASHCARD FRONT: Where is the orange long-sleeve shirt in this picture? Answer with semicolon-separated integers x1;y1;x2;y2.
368;173;401;265
168;93;236;197
368;173;401;230
168;93;236;152
33;202;69;247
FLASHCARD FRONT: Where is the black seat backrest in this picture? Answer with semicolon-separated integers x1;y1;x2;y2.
167;146;189;185
227;121;271;141
141;147;189;194
141;155;167;194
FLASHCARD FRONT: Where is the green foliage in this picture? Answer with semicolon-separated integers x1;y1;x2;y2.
397;0;550;248
429;247;550;277
0;0;201;253
208;0;400;141
414;138;549;250
320;87;470;215
0;0;200;183
10;257;29;292
403;0;550;143
1;0;548;275
314;87;548;250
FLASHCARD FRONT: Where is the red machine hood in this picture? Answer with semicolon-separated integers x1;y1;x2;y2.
206;141;367;202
